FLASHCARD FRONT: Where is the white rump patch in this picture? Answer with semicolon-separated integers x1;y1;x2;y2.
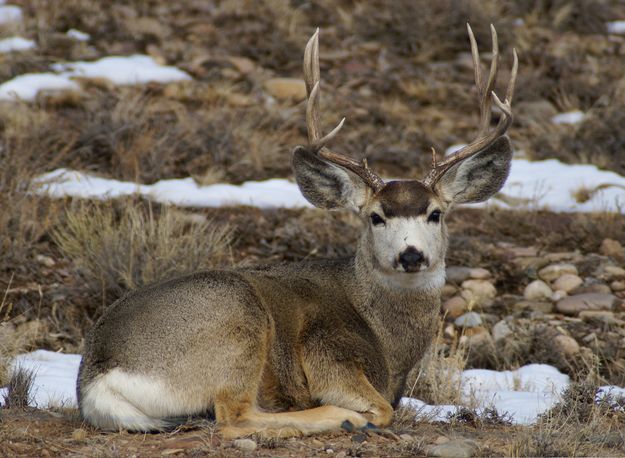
80;369;193;431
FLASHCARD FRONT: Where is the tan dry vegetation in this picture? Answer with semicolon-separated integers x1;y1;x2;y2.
53;199;233;306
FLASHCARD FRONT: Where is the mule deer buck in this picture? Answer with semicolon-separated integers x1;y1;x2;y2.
78;25;517;438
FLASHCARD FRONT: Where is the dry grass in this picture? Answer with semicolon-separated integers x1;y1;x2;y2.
1;366;35;409
508;382;625;457
405;322;467;405
53;199;233;307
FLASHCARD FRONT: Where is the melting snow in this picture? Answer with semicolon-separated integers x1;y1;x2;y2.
66;29;90;42
551;110;585;125
607;20;625;34
33;158;625;213
0;4;22;25
0;36;35;53
0;55;191;101
0;73;80;101
51;55;191;86
1;350;623;426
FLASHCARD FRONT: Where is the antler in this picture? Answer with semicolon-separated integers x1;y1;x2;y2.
422;24;518;189
303;29;386;193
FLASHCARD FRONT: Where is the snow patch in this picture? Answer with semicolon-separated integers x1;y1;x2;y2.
0;36;35;53
607;20;625;34
551;110;585;125
2;350;623;426
33;158;625;213
0;4;22;25
0;55;191;101
66;29;90;42
51;55;191;86
0;73;80;101
0;351;82;408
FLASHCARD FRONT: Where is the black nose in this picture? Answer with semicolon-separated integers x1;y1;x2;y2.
399;247;425;272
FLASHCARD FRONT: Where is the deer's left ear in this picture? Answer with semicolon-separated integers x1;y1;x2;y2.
435;136;512;205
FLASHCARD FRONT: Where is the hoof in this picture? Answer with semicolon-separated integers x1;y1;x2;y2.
341;420;355;432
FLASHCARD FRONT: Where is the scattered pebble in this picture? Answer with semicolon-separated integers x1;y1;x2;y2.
553;334;580;356
443;296;467;319
492;320;513;342
446;266;473;283
455;312;482;328
233;438;257;452
263;77;306;100
524;280;553;301
538;263;578;282
600;238;624;260
556;293;618;315
552;274;583;293
461;279;497;308
428;438;478;458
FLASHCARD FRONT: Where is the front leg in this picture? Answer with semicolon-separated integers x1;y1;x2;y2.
302;358;393;427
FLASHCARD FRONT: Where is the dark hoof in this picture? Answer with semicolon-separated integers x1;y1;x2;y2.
363;422;380;431
341;420;355;432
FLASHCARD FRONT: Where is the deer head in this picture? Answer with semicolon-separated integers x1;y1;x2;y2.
293;26;517;287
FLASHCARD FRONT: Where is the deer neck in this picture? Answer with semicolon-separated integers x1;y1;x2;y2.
348;234;445;376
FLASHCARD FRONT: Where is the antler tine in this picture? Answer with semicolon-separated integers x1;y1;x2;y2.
422;25;516;189
302;29;386;193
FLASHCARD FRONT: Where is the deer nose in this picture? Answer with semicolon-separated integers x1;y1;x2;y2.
398;246;425;272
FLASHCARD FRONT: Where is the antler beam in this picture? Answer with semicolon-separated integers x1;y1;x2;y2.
303;29;386;193
422;24;518;189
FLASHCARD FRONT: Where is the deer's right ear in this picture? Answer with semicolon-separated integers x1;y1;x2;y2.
292;146;370;211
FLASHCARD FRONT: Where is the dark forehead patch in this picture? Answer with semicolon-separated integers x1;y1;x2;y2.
377;180;434;218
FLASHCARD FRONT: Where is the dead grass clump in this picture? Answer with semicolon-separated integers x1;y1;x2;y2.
509;0;616;34
510;382;625;457
350;0;514;60
404;324;466;405
447;406;513;427
0;103;67;277
559;104;625;176
53;200;232;306
1;366;35;409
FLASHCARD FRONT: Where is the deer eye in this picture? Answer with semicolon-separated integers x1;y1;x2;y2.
370;212;386;226
428;210;442;223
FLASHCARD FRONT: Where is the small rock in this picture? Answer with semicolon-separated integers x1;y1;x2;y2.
507;246;539;257
538;263;578;282
36;254;55;267
544;252;583;263
434;435;450;445
551;290;567;301
552;274;583;293
351;433;367;443
603;265;625;280
600;238;624;260
161;449;184;457
444;324;456;338
553;334;580;356
400;434;415;441
492;320;513;342
556;293;618;315
455;312;482;328
461;279;497;308
335;452;347;458
524;280;553;301
326;449;334;454
263;77;306;100
579;310;618;324
443;296;467;319
428;439;478;458
311;439;324;448
442;284;457;298
227;56;256;74
514;300;554;313
71;429;87;441
611;280;625;292
233;438;257;452
574;283;612;295
468;268;491;279
446;266;473;283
